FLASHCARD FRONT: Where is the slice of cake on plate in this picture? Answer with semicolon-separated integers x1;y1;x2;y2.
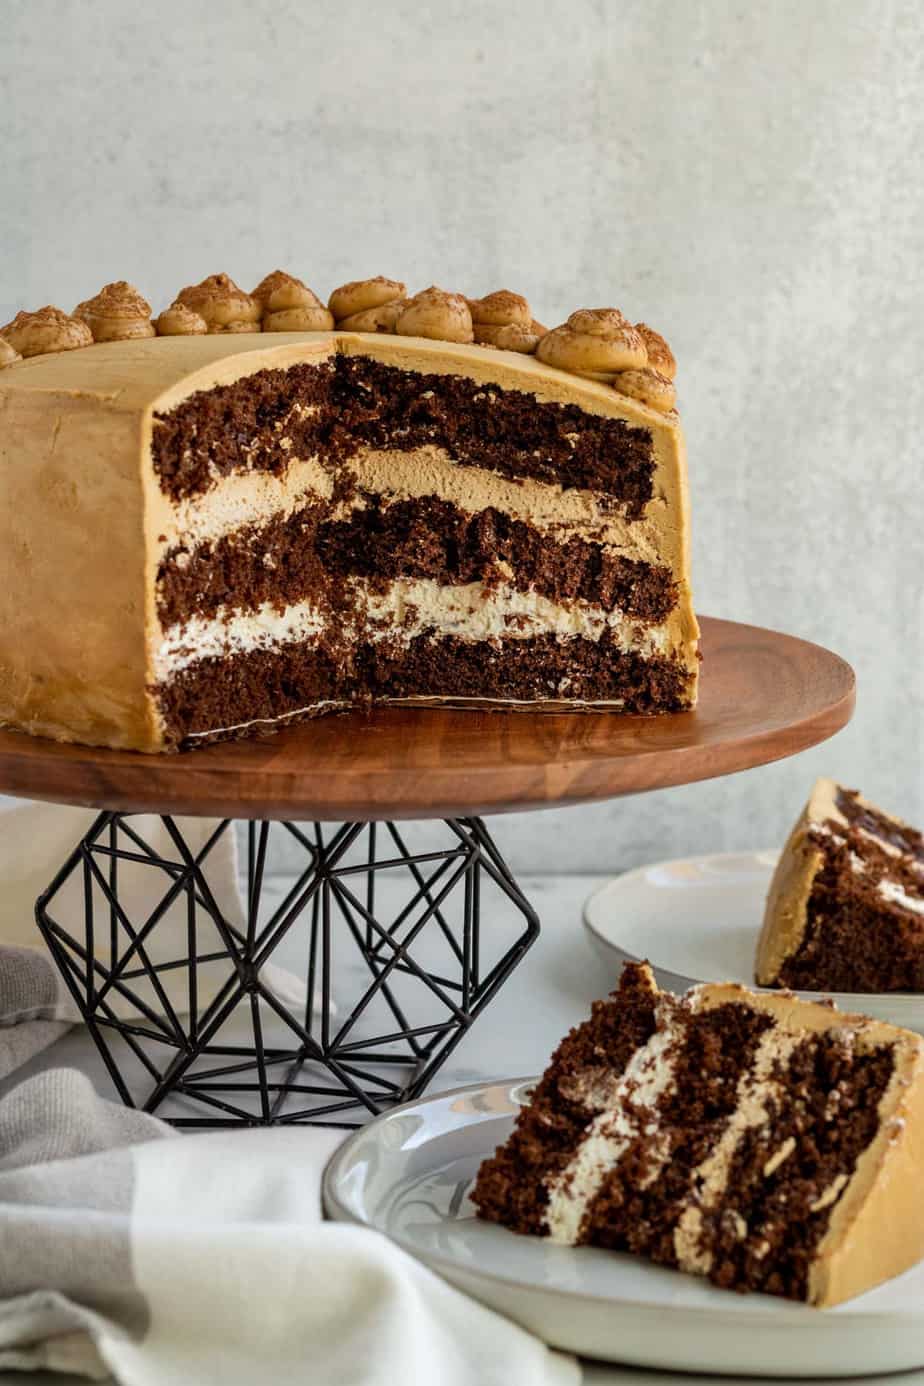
472;961;924;1307
757;778;924;992
0;273;698;751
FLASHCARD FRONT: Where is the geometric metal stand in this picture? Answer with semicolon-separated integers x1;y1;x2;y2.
35;814;539;1128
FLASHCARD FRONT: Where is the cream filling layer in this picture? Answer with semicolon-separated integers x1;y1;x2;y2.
812;817;910;862
365;579;672;650
543;1016;681;1245
346;445;674;564
151;444;674;567
148;455;334;552
878;880;924;916
154;600;328;677
152;577;675;682
813;824;924;901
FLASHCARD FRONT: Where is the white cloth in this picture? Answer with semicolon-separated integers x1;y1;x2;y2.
0;801;309;1075
0;1071;578;1386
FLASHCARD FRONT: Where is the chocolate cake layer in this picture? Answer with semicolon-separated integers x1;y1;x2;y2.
576;1001;773;1263
152;355;656;512
471;963;660;1235
578;1020;894;1299
757;779;924;993
318;497;676;620
777;825;924;992
157;498;329;630
152;361;333;502
837;787;924;861
156;637;353;745
155;633;693;746
473;964;912;1306
369;631;691;709
156;492;677;631
703;1036;893;1298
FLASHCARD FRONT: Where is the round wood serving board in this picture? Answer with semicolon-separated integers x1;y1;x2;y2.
0;616;854;822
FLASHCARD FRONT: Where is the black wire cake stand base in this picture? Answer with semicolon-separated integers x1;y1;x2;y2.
5;618;856;1128
35;813;539;1127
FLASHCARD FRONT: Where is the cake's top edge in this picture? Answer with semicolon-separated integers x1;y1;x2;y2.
0;272;679;415
0;330;681;431
688;977;924;1049
629;960;923;1049
807;776;921;844
806;775;848;827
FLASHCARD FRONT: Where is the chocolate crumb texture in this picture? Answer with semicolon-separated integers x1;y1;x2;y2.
151;355;657;509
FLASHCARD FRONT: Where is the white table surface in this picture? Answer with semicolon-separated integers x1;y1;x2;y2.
2;871;920;1386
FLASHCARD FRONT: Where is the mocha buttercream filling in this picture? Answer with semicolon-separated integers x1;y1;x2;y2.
346;446;673;561
152;445;677;563
149;455;335;553
155;488;678;631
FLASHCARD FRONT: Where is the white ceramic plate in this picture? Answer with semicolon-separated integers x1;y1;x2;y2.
583;849;924;1032
323;1077;924;1376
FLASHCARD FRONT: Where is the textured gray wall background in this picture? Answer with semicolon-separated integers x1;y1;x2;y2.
1;0;922;873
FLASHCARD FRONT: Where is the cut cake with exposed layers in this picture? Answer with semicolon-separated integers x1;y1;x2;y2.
0;325;698;752
757;778;924;993
472;961;924;1307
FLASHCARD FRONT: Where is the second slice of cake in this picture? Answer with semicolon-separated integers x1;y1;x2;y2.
472;962;924;1307
757;778;924;992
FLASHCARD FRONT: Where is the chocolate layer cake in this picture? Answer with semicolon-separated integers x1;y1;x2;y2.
0;275;698;751
472;962;924;1307
757;779;924;992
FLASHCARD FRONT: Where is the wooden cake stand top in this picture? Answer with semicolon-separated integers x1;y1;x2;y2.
0;617;854;822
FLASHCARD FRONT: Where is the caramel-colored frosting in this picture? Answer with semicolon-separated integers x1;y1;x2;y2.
396;286;473;344
468;290;544;353
176;273;261;333
468;290;531;327
156;302;209;336
0;306;93;358
74;281;155;343
612;367;676;413
474;321;544;353
1;268;680;403
537;309;647;377
252;269;320;312
252;270;334;332
0;333;697;752
0;337;22;368
636;322;676;380
336;300;407;332
263;306;333;332
329;276;406;322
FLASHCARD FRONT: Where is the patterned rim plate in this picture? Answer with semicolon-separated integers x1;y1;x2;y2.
323;1076;924;1376
583;849;924;1032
